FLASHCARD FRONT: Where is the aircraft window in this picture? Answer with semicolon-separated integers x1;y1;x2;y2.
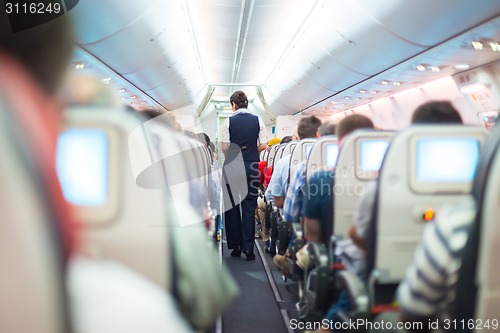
324;143;339;167
359;140;389;172
411;137;480;193
56;129;108;206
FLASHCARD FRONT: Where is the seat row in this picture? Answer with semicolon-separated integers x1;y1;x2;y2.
261;124;499;331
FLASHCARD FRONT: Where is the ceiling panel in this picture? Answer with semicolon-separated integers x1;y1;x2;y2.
70;0;500;118
356;0;500;46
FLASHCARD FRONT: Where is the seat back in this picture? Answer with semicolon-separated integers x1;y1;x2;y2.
306;136;338;180
451;125;500;330
283;140;298;158
0;55;72;333
289;138;317;184
267;143;279;166
260;149;266;161
59;107;175;290
367;126;488;305
273;144;287;166
334;130;394;237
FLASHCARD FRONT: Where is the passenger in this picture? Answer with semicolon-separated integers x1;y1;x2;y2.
0;12;195;333
141;108;183;132
267;116;322;209
256;135;293;242
281;135;294;143
272;119;338;273
209;141;218;160
282;117;335;223
304;117;370;246
297;114;374;332
221;90;268;260
260;137;282;191
198;132;224;240
281;117;372;274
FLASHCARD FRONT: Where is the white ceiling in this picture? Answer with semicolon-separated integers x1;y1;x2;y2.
69;0;500;123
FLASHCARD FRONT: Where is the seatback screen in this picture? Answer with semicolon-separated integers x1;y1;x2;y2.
359;140;389;172
56;129;108;206
416;138;479;182
325;143;339;167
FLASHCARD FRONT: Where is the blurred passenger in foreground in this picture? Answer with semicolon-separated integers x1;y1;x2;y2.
0;13;195;332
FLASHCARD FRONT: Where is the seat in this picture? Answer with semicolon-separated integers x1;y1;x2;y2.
273;144;287;166
0;80;71;333
59;106;174;290
267;143;280;167
283;140;298;158
450;125;500;331
289;138;317;185
306;136;338;181
59;107;238;330
334;130;394;238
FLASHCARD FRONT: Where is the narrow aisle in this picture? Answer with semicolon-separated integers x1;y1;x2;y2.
222;239;289;333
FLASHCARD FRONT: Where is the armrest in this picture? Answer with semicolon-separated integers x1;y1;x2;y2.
307;242;328;267
335;270;369;314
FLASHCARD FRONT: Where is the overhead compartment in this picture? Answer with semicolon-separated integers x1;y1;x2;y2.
355;0;500;47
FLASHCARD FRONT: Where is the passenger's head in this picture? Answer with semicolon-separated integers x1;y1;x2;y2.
0;14;74;96
196;132;211;148
281;135;293;144
229;90;249;110
336;114;374;146
411;101;463;125
318;121;337;137
297;115;322;139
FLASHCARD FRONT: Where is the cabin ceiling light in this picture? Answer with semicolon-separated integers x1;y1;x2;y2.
101;78;112;84
379;80;404;86
359;89;367;94
118;88;127;93
472;41;484;50
467;39;500;52
130;95;137;99
490;42;500;52
454;64;470;70
74;63;86;70
460;83;487;94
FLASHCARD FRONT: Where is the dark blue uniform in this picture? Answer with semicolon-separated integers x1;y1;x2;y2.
223;112;260;256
